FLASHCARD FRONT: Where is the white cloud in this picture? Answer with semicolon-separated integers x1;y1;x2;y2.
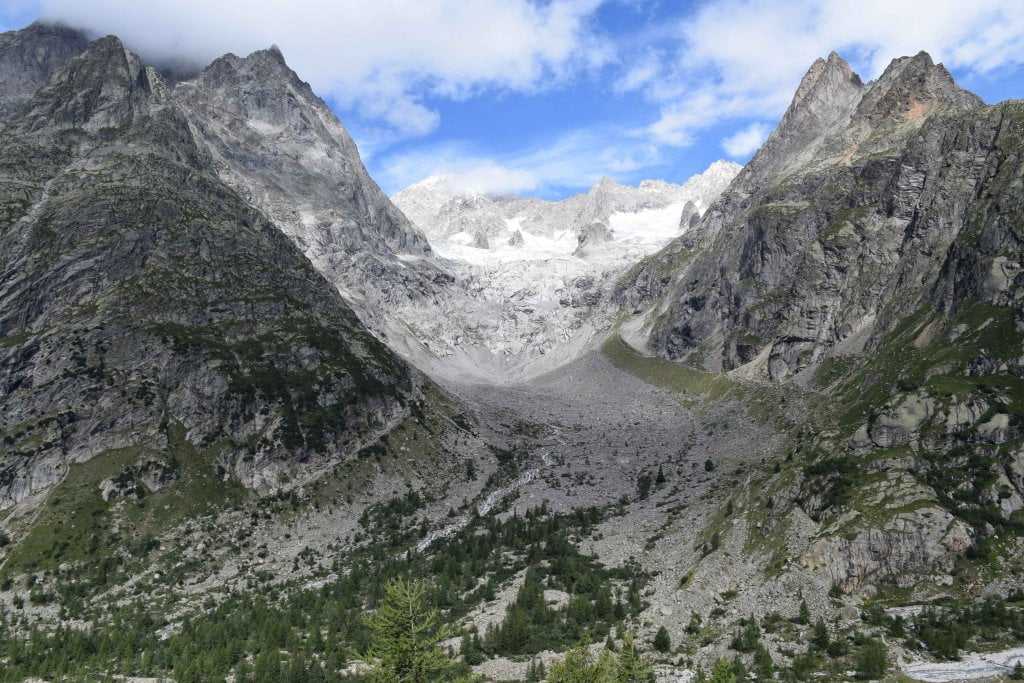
447;163;539;195
377;126;665;196
37;0;610;139
621;0;1024;154
721;122;770;158
21;0;1024;193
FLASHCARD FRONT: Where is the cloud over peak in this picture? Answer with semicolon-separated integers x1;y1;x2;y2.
37;0;610;139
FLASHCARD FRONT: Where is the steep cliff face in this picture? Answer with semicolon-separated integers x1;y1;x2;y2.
623;51;1024;592
0;33;421;510
0;22;89;120
173;48;446;332
638;51;995;378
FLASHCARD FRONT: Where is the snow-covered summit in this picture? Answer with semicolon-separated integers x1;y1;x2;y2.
392;161;741;251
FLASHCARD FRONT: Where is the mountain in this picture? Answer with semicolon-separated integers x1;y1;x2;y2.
620;51;1024;593
0;29;454;511
1;21;1022;682
388;161;740;380
393;160;740;247
0;22;88;120
172;46;449;333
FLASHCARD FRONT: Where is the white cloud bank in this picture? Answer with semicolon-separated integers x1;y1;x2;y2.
37;0;609;139
626;0;1024;152
721;122;770;158
376;126;664;196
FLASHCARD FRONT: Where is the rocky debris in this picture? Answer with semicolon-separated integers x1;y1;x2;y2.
507;229;524;247
904;646;1024;682
470;230;490;249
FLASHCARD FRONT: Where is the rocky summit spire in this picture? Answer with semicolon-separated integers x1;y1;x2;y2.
852;50;983;130
0;21;89;120
736;51;865;190
13;34;168;133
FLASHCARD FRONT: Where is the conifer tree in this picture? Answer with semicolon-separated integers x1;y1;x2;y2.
653;626;671;653
363;577;455;682
753;643;773;680
616;633;654;682
708;658;735;683
796;598;810;626
811;617;829;650
855;638;887;680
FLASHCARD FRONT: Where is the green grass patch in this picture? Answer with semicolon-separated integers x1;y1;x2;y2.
601;334;734;400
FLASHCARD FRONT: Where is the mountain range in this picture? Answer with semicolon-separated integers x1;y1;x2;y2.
0;21;1022;682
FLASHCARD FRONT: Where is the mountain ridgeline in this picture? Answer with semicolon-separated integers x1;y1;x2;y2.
0;20;1022;683
0;26;437;510
623;51;1024;589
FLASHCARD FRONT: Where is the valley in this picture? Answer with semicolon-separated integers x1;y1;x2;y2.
0;19;1022;683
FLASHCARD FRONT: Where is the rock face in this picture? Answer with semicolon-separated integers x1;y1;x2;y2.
678;200;699;230
622;51;1024;591
0;29;422;509
574;221;613;253
171;45;444;335
634;51;1002;377
0;22;89;120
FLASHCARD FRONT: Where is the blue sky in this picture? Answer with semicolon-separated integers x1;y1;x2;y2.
3;1;1024;198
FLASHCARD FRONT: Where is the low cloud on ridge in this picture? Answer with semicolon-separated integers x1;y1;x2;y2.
36;0;609;139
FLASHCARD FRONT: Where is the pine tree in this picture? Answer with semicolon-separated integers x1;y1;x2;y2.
855;638;887;680
708;658;735;683
731;656;747;681
546;637;616;682
811;617;829;650
363;577;455;682
1012;661;1024;681
796;598;810;626
655;465;666;485
653;626;671;653
616;633;654;682
233;657;249;683
753;643;773;680
461;631;483;665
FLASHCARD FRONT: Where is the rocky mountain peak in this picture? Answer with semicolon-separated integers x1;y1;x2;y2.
790;50;863;112
0;21;88;119
733;51;865;189
851;50;983;131
12;33;167;133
